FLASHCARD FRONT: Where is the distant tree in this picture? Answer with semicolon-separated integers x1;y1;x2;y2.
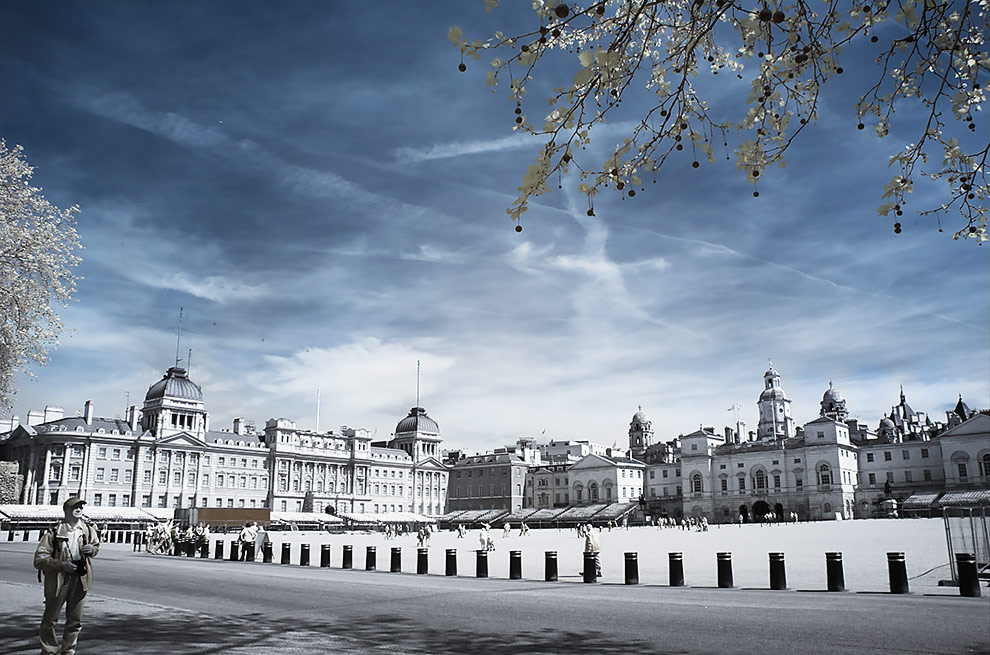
0;140;82;411
450;0;987;242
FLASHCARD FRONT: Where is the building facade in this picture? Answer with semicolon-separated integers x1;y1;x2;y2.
0;367;448;517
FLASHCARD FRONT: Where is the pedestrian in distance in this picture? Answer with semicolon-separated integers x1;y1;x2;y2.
34;497;101;655
583;523;602;577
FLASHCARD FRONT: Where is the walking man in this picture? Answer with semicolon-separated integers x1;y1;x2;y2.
34;497;100;655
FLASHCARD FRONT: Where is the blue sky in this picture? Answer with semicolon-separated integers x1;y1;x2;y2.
2;1;987;452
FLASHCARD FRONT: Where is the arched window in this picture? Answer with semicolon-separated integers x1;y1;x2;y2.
574;483;583;502
824;502;832;514
817;464;832;486
589;482;599;502
691;473;703;493
754;470;767;489
980;454;990;477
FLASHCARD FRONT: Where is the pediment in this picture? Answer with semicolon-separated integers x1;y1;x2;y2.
153;431;209;449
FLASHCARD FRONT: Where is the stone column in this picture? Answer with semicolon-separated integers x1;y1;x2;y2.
40;447;52;503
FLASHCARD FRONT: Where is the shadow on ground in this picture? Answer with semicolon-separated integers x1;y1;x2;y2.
0;610;690;655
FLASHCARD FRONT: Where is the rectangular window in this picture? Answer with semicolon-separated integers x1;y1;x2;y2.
144;451;153;461
173;471;181;485
124;469;132;483
97;447;107;459
902;450;910;460
958;462;968;479
773;474;781;488
109;469;118;482
738;477;746;490
141;495;150;507
737;463;744;468
203;455;210;465
866;453;874;462
228;498;234;508
886;472;895;482
69;465;81;481
93;493;102;506
158;495;166;508
904;471;913;482
108;494;116;507
143;470;151;484
662;470;668;478
158;470;166;484
923;469;932;481
219;457;226;466
869;473;876;484
793;458;800;464
795;477;803;489
649;471;655;479
884;451;892;461
720;479;728;492
216;498;223;508
112;448;121;460
188;472;196;487
95;468;105;482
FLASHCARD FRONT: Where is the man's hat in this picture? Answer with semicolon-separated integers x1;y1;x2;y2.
63;497;86;511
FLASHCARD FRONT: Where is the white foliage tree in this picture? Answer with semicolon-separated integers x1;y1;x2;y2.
0;140;82;411
450;0;988;242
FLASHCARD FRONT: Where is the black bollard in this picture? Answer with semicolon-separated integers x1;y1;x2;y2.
717;552;734;588
445;548;457;576
624;552;639;585
509;550;522;580
125;531;132;544
109;531;116;543
321;544;331;567
391;547;402;573
826;552;845;592
583;551;598;583
887;552;909;594
173;540;182;556
262;541;273;563
23;529;31;541
769;552;787;590
417;547;429;574
342;544;353;569
476;549;489;578
956;552;982;598
186;540;196;557
281;542;291;565
545;551;558;582
214;540;224;560
7;529;14;541
229;541;240;561
366;545;377;571
245;542;256;562
200;541;209;558
669;552;685;587
300;543;310;567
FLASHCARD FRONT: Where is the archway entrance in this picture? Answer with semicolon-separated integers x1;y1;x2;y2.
774;502;785;522
738;504;750;523
753;500;771;522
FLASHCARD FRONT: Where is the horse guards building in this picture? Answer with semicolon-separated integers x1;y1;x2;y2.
1;363;987;525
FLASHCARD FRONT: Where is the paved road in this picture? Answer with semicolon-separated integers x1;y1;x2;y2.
2;541;987;654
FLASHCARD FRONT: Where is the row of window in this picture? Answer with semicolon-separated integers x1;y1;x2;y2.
865;448;930;463
648;469;681;479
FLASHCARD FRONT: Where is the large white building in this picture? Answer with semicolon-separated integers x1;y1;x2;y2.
0;366;449;517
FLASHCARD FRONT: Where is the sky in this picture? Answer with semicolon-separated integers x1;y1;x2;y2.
2;1;987;453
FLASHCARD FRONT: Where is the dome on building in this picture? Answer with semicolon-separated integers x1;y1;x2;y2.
144;367;203;403
395;407;439;434
878;417;895;431
759;386;789;401
631;406;649;425
822;382;844;404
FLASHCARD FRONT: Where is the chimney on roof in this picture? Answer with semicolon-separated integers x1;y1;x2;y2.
233;417;243;435
127;405;139;431
83;400;94;424
27;409;45;426
44;406;64;423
